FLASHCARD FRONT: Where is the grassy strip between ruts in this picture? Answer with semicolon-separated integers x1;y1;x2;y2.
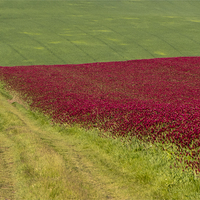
0;83;200;199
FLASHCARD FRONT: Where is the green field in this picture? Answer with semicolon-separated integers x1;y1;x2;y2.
1;0;200;66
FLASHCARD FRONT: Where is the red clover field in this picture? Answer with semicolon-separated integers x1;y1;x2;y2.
0;57;200;174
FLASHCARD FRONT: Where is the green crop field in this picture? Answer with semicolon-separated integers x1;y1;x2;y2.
1;0;200;66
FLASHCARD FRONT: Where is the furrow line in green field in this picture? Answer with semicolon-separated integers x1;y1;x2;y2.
19;32;67;64
30;18;97;63
71;24;128;60
95;21;156;58
0;34;28;61
55;17;127;60
161;24;200;47
141;28;184;56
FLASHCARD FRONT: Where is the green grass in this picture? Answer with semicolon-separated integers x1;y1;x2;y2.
1;82;200;199
0;0;200;66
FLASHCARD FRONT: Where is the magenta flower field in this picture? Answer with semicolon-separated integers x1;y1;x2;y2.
0;57;200;173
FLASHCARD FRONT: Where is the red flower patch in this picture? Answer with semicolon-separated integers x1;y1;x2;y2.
1;57;200;172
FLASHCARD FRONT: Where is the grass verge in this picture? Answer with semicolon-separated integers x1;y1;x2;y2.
0;84;200;199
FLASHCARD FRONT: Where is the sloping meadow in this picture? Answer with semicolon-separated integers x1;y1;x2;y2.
0;57;200;173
